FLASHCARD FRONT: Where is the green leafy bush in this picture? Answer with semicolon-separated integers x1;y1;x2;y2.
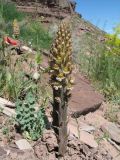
92;33;120;99
0;1;52;50
78;31;120;101
16;91;45;140
0;52;33;101
0;0;24;22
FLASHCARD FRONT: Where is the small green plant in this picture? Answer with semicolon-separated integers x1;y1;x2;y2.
0;107;3;114
0;56;32;101
77;30;120;102
16;91;45;141
96;132;110;144
104;103;120;123
13;19;20;38
2;117;15;142
0;0;24;22
2;126;9;135
0;0;24;36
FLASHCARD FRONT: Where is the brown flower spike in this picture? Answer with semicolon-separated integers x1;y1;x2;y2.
50;22;74;92
13;19;20;38
49;22;74;157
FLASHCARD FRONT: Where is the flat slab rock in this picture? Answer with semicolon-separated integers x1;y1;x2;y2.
15;139;33;150
68;119;98;148
0;147;7;157
80;130;98;148
115;155;120;160
69;74;104;117
0;104;16;117
101;122;120;144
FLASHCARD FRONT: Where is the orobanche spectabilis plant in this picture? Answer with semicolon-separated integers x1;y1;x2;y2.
13;19;20;38
49;22;74;157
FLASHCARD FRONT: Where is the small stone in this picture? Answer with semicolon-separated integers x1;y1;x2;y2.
14;133;23;141
0;147;7;157
0;105;16;117
80;144;91;156
80;131;98;148
68;139;79;150
80;124;95;133
2;137;9;145
6;150;10;156
0;97;15;108
101;122;120;144
48;153;56;160
85;113;108;128
114;155;120;160
34;143;48;159
15;139;33;150
42;130;58;152
20;46;33;53
33;72;40;80
100;139;119;158
68;123;80;138
9;152;18;159
117;113;120;125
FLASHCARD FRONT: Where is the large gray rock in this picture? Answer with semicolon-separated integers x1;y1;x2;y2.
0;104;16;117
101;122;120;144
0;147;7;158
80;131;98;148
15;139;33;150
69;74;104;118
115;155;120;160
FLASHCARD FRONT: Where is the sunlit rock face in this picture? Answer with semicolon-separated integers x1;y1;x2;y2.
12;0;76;11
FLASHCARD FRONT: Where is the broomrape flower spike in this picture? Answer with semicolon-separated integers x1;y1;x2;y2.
13;19;20;38
50;22;74;91
49;22;74;157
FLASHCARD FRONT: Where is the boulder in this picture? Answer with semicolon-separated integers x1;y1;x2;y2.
101;122;120;144
15;139;33;150
80;131;98;148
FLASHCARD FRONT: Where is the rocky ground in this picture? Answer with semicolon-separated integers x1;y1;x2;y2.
0;100;120;160
0;53;120;160
68;104;120;160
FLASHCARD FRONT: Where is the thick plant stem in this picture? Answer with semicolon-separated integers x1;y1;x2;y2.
52;87;68;156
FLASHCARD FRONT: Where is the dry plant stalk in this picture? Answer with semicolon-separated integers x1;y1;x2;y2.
49;22;74;157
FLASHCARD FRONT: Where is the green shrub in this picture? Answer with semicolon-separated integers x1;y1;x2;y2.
0;1;52;50
20;21;52;49
78;32;120;101
0;51;32;101
16;91;45;140
0;0;24;22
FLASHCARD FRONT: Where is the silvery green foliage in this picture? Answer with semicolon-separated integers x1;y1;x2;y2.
16;91;45;140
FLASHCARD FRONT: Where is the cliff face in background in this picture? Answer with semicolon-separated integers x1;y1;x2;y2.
11;0;105;60
11;0;76;10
